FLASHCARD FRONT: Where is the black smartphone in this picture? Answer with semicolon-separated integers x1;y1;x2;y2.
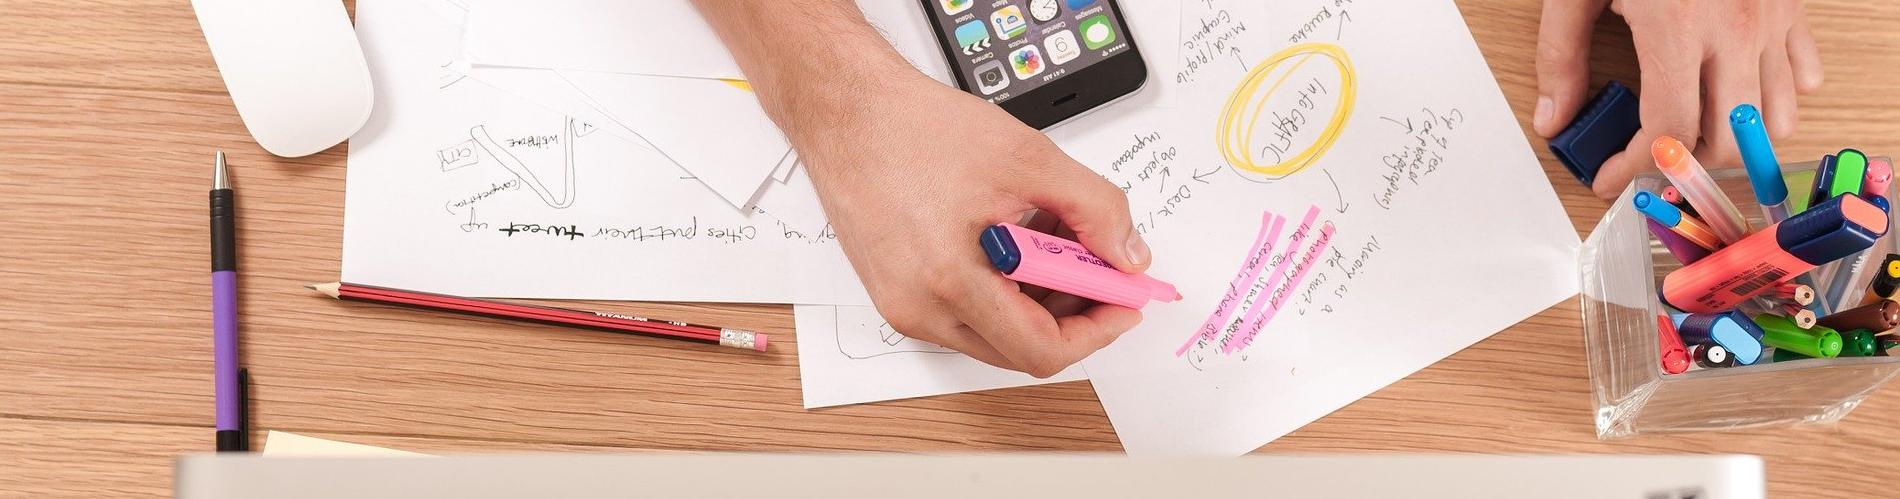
919;0;1147;129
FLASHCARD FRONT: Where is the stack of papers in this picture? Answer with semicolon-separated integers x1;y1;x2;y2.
343;0;1580;455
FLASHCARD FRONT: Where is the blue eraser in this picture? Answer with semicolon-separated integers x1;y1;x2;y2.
1549;81;1641;187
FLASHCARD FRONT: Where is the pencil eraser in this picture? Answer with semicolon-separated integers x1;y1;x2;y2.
1548;81;1641;187
753;333;769;352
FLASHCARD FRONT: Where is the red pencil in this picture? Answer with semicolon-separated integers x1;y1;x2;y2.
306;282;766;352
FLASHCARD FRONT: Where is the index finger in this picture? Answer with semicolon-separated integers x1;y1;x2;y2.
1593;31;1704;199
949;268;1138;378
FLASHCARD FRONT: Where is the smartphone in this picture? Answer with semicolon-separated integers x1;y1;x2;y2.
919;0;1147;129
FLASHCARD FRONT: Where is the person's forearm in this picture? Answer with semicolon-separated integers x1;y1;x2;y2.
691;0;920;134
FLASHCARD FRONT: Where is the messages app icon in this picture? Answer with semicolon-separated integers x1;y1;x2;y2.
1079;14;1115;50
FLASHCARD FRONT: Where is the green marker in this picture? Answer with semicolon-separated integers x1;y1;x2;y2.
1785;169;1817;213
1840;329;1880;357
1755;314;1843;358
1830;149;1869;199
1774;348;1816;363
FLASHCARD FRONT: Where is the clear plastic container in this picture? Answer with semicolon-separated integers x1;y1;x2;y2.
1580;161;1900;439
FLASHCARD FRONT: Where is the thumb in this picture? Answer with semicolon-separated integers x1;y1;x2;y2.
1533;0;1609;138
1014;156;1150;274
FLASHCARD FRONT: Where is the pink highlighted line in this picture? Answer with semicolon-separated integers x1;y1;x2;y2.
1225;220;1335;354
1177;211;1284;357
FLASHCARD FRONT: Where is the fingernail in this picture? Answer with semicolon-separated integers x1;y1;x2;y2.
1125;235;1151;267
1533;96;1554;134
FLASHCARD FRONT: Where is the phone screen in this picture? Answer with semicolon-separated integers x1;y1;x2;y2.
925;0;1135;104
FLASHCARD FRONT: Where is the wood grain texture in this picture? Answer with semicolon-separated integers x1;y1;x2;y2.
3;0;1900;497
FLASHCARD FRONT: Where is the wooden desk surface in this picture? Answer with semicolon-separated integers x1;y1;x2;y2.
4;1;1899;497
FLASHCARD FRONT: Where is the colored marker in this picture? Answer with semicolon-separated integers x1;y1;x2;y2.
1634;191;1723;251
1808;155;1839;211
1654;136;1751;243
1692;341;1736;368
1773;347;1815;363
1840;329;1879;357
1862;255;1900;306
1868;158;1894;198
1879;336;1900;357
1646;219;1712;265
1754;314;1842;359
1817;299;1900;334
981;223;1181;309
1661;186;1699;217
1874;197;1892;213
1730;104;1791;223
1831;150;1870;199
1671;311;1765;365
1657;313;1691;375
1661;195;1888;313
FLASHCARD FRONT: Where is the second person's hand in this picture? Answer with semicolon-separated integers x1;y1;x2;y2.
1534;0;1823;199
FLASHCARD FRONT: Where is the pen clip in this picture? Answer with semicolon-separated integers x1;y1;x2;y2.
237;368;251;452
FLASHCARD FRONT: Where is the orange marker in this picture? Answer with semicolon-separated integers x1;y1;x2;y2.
1654;136;1751;244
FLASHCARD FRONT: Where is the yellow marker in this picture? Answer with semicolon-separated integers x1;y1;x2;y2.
1216;42;1356;179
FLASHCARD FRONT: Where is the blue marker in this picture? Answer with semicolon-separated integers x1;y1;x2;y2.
1731;104;1790;223
1634;191;1723;250
1671;311;1765;366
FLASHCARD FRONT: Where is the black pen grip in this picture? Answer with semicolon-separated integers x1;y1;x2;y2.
211;189;236;272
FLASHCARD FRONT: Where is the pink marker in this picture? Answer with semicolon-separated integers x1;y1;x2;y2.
980;223;1180;309
1866;158;1893;198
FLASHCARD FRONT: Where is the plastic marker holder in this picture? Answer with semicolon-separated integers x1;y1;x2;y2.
1730;104;1791;223
981;223;1181;310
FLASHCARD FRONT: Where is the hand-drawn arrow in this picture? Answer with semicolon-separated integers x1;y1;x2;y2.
1335;11;1352;40
1192;166;1222;183
1323;169;1351;213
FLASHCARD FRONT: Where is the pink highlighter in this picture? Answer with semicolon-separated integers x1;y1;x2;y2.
1662;194;1888;313
980;223;1181;309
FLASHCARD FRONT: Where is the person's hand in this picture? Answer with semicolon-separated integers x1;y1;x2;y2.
1534;0;1824;198
788;73;1150;377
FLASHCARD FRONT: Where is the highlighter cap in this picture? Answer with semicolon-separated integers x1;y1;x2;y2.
980;225;1022;274
1842;329;1879;357
1632;191;1681;226
1874;196;1891;213
1729;104;1787;204
1873;255;1900;297
1549;81;1640;187
1777;194;1888;265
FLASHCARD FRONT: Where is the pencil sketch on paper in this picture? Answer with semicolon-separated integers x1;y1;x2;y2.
470;118;581;209
833;307;956;359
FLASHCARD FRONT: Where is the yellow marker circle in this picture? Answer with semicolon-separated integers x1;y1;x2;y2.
1887;259;1900;277
1216;42;1356;179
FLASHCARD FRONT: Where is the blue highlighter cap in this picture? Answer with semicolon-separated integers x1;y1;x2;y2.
1777;195;1887;265
1673;312;1764;365
1730;104;1787;205
1632;191;1682;226
1549;81;1641;187
980;224;1022;274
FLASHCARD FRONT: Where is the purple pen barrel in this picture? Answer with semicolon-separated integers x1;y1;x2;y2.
213;270;238;431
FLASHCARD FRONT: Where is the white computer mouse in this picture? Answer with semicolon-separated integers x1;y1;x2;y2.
192;0;373;158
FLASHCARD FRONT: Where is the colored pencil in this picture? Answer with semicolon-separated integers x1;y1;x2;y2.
307;282;767;352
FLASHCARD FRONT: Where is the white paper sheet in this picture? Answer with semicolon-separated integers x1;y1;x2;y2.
345;0;870;305
463;0;953;82
1071;0;1581;455
554;71;789;209
263;431;426;456
794;305;1085;409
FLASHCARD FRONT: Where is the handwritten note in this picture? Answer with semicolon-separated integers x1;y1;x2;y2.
1063;0;1579;455
345;0;869;305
